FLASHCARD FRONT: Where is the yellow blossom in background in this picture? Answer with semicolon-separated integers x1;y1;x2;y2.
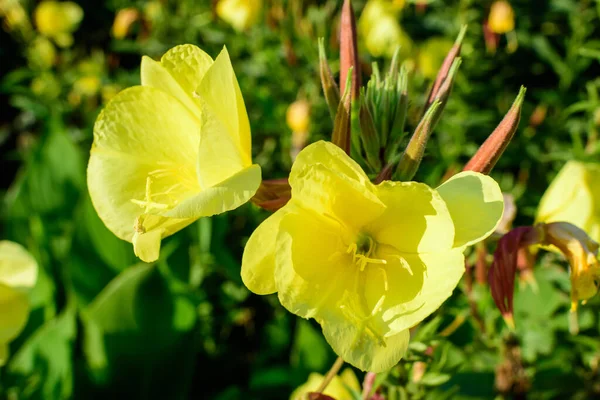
216;0;263;32
536;161;600;244
27;36;56;69
286;100;311;134
488;1;515;34
242;141;503;372
0;241;38;366
359;0;412;58
112;8;139;39
31;72;61;99
101;83;121;104
290;368;361;400
88;44;262;263
34;1;83;47
418;37;453;79
0;0;32;37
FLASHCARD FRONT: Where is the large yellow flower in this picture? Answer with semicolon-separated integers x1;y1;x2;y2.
88;45;261;263
242;141;503;372
0;241;38;366
537;161;600;243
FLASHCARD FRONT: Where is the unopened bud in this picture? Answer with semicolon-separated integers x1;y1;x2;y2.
425;25;466;108
464;86;526;174
331;70;353;155
394;101;441;181
359;90;381;170
318;38;340;120
339;0;360;101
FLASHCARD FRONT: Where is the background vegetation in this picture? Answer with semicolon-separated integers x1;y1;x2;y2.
1;0;600;398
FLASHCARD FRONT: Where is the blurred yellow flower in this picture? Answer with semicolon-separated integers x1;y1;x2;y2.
73;75;101;97
216;0;262;32
537;161;600;244
27;36;56;69
359;0;412;58
0;241;38;366
290;368;360;400
242;141;503;372
31;72;61;99
88;44;261;262
112;8;139;39
418;37;453;79
286;100;311;134
101;83;121;104
34;1;83;47
488;1;515;34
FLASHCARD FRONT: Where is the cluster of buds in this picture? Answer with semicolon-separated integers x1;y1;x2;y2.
489;222;600;333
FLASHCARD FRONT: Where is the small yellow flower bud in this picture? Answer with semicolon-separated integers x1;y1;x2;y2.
216;0;263;32
112;8;139;39
488;1;515;34
286;100;311;134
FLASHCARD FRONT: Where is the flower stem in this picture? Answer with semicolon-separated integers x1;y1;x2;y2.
316;356;345;394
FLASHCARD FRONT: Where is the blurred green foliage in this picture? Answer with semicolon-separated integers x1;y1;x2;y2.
1;0;600;399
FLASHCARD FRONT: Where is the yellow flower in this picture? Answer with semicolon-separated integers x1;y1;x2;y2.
88;44;261;263
34;1;83;47
112;8;139;40
286;100;311;134
242;141;503;372
488;1;515;34
216;0;263;32
0;241;38;366
290;368;361;400
536;161;600;244
542;222;600;309
359;0;412;58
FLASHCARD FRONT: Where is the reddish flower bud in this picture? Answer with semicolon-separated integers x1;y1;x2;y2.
339;0;360;101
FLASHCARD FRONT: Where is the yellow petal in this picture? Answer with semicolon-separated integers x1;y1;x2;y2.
365;248;465;333
195;47;252;172
0;284;30;343
132;229;162;263
289;141;386;231
368;181;455;253
322;319;410;373
241;206;288;295
536;161;600;243
88;86;200;242
290;369;358;400
436;171;504;248
164;164;261;219
0;241;38;289
275;209;351;320
141;44;213;119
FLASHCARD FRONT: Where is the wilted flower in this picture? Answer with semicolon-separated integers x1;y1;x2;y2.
488;1;515;34
290;368;360;400
536;161;600;244
359;0;413;58
242;141;503;372
34;1;83;47
216;0;263;32
88;44;261;262
0;241;38;366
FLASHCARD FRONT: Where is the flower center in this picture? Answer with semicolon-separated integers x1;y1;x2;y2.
347;232;387;271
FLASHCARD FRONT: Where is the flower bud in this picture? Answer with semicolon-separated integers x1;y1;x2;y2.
463;86;526;174
488;1;515;35
318;38;341;121
339;0;360;101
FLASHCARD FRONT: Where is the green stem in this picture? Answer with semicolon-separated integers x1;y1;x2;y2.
316;356;345;394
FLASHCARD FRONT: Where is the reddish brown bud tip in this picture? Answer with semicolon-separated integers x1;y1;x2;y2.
464;86;526;175
251;178;292;212
489;226;539;328
339;0;360;101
